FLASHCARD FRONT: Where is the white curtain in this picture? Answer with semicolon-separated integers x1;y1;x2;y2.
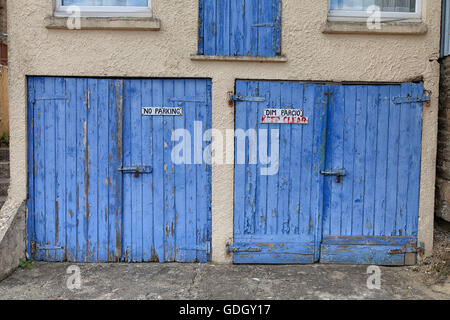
62;0;148;6
330;0;416;12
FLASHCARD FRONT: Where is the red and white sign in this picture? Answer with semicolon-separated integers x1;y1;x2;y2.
261;109;308;124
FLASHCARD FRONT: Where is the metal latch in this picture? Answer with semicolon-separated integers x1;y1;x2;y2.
320;169;347;183
118;166;153;178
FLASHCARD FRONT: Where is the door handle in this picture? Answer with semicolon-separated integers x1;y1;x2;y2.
320;169;347;183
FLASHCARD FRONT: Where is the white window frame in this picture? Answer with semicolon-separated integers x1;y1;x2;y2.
54;0;152;18
328;0;422;22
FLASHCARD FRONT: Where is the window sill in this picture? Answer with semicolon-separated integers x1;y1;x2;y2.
44;16;161;31
190;54;288;63
321;20;427;35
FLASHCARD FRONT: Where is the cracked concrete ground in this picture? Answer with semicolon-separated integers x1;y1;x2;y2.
0;262;448;300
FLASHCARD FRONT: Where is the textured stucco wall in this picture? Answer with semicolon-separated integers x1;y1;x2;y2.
437;55;450;222
6;0;441;263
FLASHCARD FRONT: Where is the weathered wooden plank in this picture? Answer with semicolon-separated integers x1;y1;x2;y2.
277;82;291;235
374;85;390;236
76;78;88;262
108;80;123;262
163;79;176;261
231;0;245;56
385;85;401;236
54;77;67;262
287;82;303;235
362;86;378;236
341;85;356;236
351;86;368;236
87;78;99;262
396;83;411;236
245;81;258;236
64;78;78;262
320;244;405;266
196;79;210;262
406;83;422;237
97;79;110;262
151;79;166;262
255;81;269;235
141;79;154;262
184;79;198;262
130;79;144;262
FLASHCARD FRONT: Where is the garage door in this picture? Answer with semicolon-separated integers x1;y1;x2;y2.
27;77;212;263
232;80;424;265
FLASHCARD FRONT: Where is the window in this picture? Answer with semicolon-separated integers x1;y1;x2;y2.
55;0;152;17
328;0;422;21
198;0;282;57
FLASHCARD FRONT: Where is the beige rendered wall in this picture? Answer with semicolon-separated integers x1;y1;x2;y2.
6;0;441;263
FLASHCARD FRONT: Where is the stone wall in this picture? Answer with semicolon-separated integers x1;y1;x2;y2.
437;56;450;222
0;0;6;43
0;201;25;281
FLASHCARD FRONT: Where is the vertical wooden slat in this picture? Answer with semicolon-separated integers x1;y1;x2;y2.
163;80;176;261
362;86;378;236
76;78;88;262
141;79;154;261
54;77;66;262
231;0;245;56
287;82;303;235
244;81;258;235
255;80;269;235
108;79;123;262
341;85;356;236
351;86;368;236
265;81;280;235
97;79;109;262
406;83;422;237
374;85;390;236
152;79;166;262
65;78;78;262
196;79;210;262
87;79;99;262
299;84;314;237
131;80;144;262
174;80;187;262
277;82;291;235
185;79;198;262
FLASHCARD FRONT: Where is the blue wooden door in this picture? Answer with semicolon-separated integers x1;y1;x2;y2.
27;77;123;262
320;84;423;265
28;77;212;263
233;81;424;265
121;79;212;263
233;80;328;264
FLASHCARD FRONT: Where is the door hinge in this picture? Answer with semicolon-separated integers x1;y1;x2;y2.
168;96;206;103
228;91;266;106
226;245;262;253
179;241;211;255
30;241;65;255
30;240;37;256
392;95;430;104
32;97;68;104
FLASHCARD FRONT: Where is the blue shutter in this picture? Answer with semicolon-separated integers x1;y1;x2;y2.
199;0;282;57
442;0;450;57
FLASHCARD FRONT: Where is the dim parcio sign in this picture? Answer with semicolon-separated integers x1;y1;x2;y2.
142;107;183;116
261;109;308;124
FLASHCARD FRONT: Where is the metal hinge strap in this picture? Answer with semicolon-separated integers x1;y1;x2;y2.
229;95;266;102
226;246;262;253
392;96;430;104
